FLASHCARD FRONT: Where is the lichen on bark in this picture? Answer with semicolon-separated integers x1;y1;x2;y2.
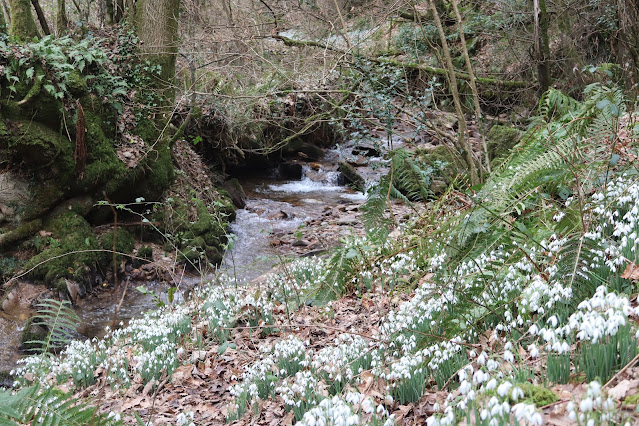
9;0;39;39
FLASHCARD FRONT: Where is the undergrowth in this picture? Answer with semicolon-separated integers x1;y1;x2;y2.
5;84;639;424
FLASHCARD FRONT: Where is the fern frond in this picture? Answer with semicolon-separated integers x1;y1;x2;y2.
31;299;81;354
0;384;110;425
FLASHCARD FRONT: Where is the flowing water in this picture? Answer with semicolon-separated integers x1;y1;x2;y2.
0;166;365;374
220;168;365;282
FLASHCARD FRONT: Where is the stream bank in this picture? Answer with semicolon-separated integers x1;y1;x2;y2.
0;137;381;375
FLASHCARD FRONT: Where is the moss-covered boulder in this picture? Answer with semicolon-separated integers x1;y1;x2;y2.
24;211;101;290
20;316;48;354
282;138;325;160
518;383;559;407
417;145;458;193
99;228;136;266
338;161;365;191
487;124;521;162
151;195;230;268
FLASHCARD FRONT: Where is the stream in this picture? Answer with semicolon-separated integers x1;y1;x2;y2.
0;162;367;376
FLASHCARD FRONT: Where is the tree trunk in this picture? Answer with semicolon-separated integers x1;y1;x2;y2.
450;0;490;176
30;0;49;35
426;0;479;186
135;0;180;104
9;0;39;39
56;0;67;35
614;0;639;93
1;0;9;29
534;0;551;94
0;3;7;33
105;0;113;24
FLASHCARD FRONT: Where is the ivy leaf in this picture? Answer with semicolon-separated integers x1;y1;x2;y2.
25;67;34;79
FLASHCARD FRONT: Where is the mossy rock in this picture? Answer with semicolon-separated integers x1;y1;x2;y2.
222;178;247;209
518;383;559;407
151;191;231;268
67;70;89;97
282;138;325;160
420;145;457;181
0;255;24;281
81;111;128;194
338;161;365;191
20;316;48;354
100;228;136;266
487;125;521;162
0;219;42;249
0;119;74;179
24;211;101;288
132;245;153;268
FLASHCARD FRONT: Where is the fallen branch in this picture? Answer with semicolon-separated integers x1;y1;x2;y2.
272;35;529;89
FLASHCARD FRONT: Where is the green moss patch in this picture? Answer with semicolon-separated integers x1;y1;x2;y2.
623;393;639;406
487;124;521;162
24;211;101;288
518;383;559;407
151;192;231;269
100;228;136;266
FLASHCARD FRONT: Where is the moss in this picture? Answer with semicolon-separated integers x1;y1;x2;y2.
2;119;74;174
139;138;174;199
100;228;136;265
151;192;230;268
121;118;174;201
82;111;128;194
518;383;559;407
0;218;42;248
24;211;100;287
0;255;24;280
338;161;365;191
132;245;153;268
487;125;521;162
623;393;639;406
9;0;39;40
20;316;47;354
66;70;88;97
0;120;75;220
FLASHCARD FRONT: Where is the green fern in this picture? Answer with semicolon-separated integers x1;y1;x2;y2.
449;84;625;259
25;299;81;354
0;384;112;425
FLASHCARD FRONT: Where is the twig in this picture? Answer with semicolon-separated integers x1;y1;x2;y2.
603;352;639;389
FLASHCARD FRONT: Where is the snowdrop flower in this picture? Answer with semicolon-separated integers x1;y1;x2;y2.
497;382;512;397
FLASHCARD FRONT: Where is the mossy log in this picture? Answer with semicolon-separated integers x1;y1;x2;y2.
273;35;529;89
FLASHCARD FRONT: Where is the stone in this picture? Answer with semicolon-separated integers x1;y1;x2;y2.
64;279;85;304
347;155;368;167
336;216;358;226
487;124;521;162
278;162;303;180
282;139;324;160
222;178;247;209
430;179;448;195
352;143;382;158
0;172;31;225
338;162;365;192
